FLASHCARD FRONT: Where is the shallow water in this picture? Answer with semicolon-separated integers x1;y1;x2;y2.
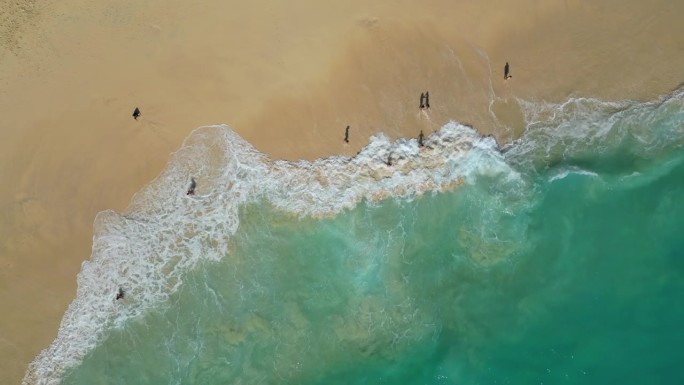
27;91;684;384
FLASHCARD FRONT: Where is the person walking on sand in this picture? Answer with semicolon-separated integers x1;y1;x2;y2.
425;91;430;108
132;107;141;120
419;92;425;109
504;62;511;80
344;125;350;143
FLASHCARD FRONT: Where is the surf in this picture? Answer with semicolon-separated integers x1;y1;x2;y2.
24;89;684;385
24;120;521;384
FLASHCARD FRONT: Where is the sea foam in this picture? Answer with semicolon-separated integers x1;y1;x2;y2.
23;122;516;385
506;89;684;170
24;88;684;384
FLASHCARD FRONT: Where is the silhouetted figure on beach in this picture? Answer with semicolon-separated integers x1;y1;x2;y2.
386;153;393;166
344;126;350;143
504;62;511;80
418;130;424;147
115;287;125;301
425;91;430;108
419;92;425;109
187;177;197;195
132;107;141;120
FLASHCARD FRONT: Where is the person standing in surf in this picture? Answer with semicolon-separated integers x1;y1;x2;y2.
187;177;197;195
115;287;125;301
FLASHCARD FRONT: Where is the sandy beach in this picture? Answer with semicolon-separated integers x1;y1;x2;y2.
1;0;683;383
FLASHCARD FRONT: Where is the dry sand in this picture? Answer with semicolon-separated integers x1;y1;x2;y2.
1;0;683;383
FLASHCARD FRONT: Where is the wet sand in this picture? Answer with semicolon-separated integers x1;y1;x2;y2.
1;0;683;383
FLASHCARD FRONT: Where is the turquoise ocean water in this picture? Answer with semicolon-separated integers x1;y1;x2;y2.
26;92;684;384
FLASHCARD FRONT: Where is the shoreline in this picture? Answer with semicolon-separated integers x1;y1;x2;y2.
2;0;684;383
24;121;503;384
26;87;684;384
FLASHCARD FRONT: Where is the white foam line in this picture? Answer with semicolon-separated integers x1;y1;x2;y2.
549;167;601;183
473;47;501;128
443;44;472;90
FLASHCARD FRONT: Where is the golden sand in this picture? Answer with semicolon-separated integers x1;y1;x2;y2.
1;0;683;383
